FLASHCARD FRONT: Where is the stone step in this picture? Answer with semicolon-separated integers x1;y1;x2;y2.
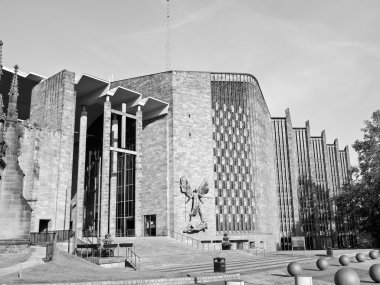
112;236;315;275
151;256;315;274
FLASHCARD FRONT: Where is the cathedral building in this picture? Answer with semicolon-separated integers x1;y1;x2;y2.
0;40;353;250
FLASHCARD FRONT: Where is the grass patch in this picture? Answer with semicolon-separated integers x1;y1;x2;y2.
1;251;186;284
0;253;31;269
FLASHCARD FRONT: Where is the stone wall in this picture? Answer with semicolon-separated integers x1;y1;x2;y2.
171;71;216;239
112;72;173;235
272;112;301;246
141;116;169;236
249;81;278;241
113;71;279;246
20;70;76;232
0;120;32;240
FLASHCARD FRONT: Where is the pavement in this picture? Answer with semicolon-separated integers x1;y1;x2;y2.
0;246;45;277
193;251;380;285
0;245;378;285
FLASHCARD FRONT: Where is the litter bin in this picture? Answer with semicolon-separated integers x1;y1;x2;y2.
326;247;333;257
213;257;226;273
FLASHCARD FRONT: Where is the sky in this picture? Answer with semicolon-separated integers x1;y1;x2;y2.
1;0;379;166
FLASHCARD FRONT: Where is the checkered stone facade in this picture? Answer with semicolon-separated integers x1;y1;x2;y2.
211;73;260;234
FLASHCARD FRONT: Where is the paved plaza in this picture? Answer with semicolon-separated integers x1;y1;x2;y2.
0;239;378;285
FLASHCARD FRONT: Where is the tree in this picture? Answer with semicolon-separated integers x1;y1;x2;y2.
335;110;380;242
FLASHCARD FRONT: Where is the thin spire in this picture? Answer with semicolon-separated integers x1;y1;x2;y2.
7;65;19;122
0;93;4;121
0;40;3;81
0;41;4;120
166;0;171;70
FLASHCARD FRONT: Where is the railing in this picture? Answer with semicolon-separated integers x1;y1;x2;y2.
30;230;72;245
163;228;217;251
76;243;139;269
115;229;135;237
126;247;140;270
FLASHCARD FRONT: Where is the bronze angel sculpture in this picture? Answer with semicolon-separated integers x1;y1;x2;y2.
180;176;210;233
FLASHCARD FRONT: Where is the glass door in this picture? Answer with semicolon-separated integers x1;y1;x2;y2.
144;215;156;236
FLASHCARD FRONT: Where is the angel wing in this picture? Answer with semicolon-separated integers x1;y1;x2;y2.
180;176;192;198
198;179;209;197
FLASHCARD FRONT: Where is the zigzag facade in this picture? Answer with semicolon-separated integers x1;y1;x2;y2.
272;110;354;250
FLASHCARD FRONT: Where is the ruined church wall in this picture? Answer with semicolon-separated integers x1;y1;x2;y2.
0;121;32;240
23;70;76;231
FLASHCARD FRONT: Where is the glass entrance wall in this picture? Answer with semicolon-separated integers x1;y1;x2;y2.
84;150;102;237
116;153;136;237
84;115;103;237
120;116;136;151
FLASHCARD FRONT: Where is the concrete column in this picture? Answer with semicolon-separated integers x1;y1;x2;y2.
101;97;111;237
109;116;118;236
121;103;126;148
75;106;87;240
135;106;143;236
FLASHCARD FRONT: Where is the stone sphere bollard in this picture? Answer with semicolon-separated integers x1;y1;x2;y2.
369;264;380;283
316;258;329;270
355;253;366;262
339;255;350;266
369;250;379;259
287;261;302;276
334;268;360;285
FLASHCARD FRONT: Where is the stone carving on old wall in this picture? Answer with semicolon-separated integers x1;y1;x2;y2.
180;176;211;234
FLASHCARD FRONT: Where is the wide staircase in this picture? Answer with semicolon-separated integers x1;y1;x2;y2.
113;236;315;274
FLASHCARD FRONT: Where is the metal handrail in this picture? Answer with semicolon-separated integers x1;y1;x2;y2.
163;228;216;251
126;247;140;270
30;230;72;245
